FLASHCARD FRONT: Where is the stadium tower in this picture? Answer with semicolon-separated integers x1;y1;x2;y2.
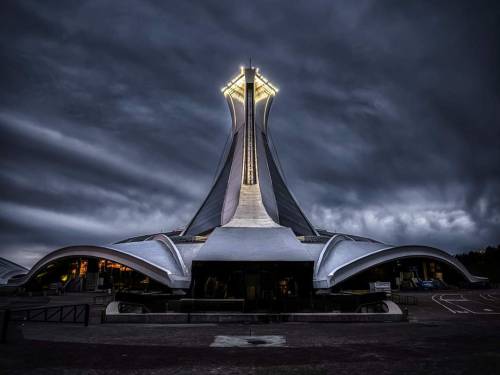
183;66;316;236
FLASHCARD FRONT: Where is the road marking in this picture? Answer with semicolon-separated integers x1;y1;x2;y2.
210;335;286;347
433;293;500;315
432;294;456;313
440;294;469;302
446;294;500;315
480;294;497;302
440;295;476;314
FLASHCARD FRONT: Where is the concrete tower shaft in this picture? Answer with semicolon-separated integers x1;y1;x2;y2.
183;67;316;236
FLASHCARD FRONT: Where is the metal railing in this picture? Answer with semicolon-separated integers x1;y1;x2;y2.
391;294;418;306
1;304;90;343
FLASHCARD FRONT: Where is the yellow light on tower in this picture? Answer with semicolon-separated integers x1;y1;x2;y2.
222;67;277;103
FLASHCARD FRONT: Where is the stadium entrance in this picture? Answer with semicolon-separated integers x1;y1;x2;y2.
191;261;314;311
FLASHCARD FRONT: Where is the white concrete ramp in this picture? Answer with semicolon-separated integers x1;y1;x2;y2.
224;184;279;227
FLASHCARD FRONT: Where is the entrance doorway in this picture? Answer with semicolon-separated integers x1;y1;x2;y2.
191;261;314;312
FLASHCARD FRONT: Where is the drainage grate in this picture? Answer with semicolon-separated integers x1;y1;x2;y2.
210;335;286;347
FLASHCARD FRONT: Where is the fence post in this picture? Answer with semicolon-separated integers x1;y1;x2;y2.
1;309;10;343
403;306;409;321
84;304;90;327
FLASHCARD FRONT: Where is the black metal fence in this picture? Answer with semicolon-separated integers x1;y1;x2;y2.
1;304;90;343
391;294;418;306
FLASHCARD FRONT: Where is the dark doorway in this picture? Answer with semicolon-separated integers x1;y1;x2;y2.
191;261;313;312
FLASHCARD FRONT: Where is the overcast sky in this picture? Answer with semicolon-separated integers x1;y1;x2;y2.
1;1;499;267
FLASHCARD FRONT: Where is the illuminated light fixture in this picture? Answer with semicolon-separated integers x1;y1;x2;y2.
79;260;88;277
221;67;278;103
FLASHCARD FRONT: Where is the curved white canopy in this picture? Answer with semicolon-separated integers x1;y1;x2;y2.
12;240;190;289
314;237;486;288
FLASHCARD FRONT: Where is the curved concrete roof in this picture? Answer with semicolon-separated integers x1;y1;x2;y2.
313;237;486;288
12;240;190;289
0;257;28;285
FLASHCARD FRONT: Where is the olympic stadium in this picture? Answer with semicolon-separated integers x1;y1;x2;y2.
0;67;485;310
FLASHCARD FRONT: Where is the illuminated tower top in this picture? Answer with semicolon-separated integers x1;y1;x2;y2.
221;66;278;104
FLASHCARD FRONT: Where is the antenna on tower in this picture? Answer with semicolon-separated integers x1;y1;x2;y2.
249;57;252;68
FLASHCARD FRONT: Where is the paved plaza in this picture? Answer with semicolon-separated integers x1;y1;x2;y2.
1;290;500;374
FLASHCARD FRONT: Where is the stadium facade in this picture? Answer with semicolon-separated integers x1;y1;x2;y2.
2;67;485;304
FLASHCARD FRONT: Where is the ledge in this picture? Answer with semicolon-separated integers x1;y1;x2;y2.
105;301;404;324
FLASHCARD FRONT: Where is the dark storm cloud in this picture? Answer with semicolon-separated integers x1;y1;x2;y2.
0;0;499;267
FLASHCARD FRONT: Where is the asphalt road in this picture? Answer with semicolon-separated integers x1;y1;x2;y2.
1;290;499;374
431;292;500;315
